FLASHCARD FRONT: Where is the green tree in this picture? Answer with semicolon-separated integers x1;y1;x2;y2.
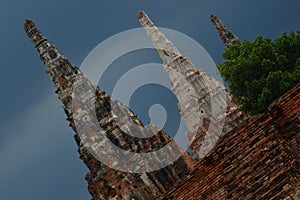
217;31;300;115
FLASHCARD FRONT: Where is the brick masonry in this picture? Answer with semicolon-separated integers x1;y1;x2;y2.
24;14;300;200
24;19;196;200
159;84;300;199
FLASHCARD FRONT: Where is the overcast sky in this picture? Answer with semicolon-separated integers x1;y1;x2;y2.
1;1;300;199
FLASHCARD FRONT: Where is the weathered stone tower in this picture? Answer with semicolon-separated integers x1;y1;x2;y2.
24;12;299;200
210;15;240;47
138;11;247;158
24;20;195;200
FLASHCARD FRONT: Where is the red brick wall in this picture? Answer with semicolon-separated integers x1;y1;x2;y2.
159;84;300;199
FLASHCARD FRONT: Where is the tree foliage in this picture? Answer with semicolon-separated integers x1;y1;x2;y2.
217;31;300;115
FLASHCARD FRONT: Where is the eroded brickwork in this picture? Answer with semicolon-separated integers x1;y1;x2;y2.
24;20;195;200
210;15;240;48
139;11;247;159
25;15;300;200
159;84;300;199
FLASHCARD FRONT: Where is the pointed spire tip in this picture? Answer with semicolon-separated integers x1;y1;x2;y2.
210;15;217;20
24;19;33;27
210;14;240;47
24;19;36;32
138;10;146;19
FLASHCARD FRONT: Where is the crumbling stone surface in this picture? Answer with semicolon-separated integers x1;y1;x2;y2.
24;19;196;200
139;11;247;159
158;84;300;199
25;16;299;200
210;15;240;48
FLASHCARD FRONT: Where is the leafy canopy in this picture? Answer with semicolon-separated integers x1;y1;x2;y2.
217;31;300;115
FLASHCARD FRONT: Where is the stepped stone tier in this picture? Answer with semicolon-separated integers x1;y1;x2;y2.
24;20;195;200
210;15;240;47
159;84;300;200
138;11;247;159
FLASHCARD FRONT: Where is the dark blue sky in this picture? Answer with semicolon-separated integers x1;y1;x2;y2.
1;1;300;200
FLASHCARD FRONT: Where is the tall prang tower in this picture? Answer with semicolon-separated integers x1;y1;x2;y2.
210;15;240;47
24;20;195;200
138;11;247;158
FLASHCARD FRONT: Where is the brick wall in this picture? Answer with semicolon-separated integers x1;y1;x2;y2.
159;84;300;199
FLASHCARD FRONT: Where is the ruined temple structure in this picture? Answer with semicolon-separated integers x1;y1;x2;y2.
210;15;240;48
138;11;247;159
157;14;299;199
24;11;299;200
24;20;195;200
159;84;300;200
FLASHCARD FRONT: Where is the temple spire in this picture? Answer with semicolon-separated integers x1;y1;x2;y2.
24;19;196;199
139;11;247;158
138;11;181;65
138;11;155;28
24;20;48;48
210;15;240;47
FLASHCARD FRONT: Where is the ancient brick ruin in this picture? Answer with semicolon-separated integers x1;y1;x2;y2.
158;84;300;199
138;11;247;159
24;19;195;200
210;15;240;48
24;11;299;200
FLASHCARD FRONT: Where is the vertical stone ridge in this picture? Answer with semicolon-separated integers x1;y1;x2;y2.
139;11;247;159
210;15;240;47
25;19;195;200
